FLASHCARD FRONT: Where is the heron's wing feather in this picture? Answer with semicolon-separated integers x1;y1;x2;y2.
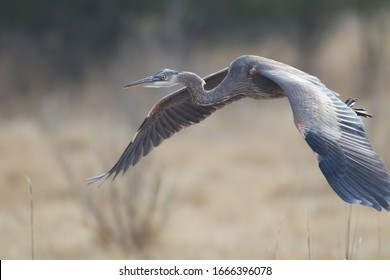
257;65;390;211
86;68;243;183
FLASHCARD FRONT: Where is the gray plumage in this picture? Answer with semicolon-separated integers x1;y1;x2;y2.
86;55;390;211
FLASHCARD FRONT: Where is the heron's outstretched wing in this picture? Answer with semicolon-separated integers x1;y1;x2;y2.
86;68;243;183
256;63;390;211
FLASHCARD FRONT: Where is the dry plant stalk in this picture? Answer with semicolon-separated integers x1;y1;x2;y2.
345;205;361;259
25;175;35;260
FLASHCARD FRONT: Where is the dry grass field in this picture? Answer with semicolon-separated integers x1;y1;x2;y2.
1;15;390;259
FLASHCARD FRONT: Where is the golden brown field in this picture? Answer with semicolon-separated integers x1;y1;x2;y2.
1;15;390;259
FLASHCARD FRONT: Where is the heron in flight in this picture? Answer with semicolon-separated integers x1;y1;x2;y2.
87;55;390;211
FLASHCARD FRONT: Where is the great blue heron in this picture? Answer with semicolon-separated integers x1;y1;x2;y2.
87;55;390;211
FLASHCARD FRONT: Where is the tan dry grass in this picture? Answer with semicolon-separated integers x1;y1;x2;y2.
1;99;389;259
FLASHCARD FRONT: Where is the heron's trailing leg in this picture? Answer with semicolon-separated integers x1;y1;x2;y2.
345;98;373;118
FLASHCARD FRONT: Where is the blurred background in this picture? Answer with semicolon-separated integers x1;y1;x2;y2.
1;0;390;259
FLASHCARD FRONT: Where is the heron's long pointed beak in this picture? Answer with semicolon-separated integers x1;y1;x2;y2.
124;76;155;89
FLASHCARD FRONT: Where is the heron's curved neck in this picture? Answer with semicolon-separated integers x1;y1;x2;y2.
179;71;234;106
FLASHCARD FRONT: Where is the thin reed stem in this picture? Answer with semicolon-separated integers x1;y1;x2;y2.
305;207;312;259
25;176;35;260
345;204;352;260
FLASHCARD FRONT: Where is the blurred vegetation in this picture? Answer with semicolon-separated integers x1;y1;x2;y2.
1;0;390;260
0;0;389;96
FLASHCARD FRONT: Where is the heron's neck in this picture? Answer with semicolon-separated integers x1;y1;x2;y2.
179;71;235;106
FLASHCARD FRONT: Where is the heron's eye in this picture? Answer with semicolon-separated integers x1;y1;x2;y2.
160;75;166;81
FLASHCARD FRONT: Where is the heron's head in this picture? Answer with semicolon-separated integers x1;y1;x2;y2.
124;69;180;89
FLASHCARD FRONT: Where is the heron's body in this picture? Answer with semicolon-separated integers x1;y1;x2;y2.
87;55;390;211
